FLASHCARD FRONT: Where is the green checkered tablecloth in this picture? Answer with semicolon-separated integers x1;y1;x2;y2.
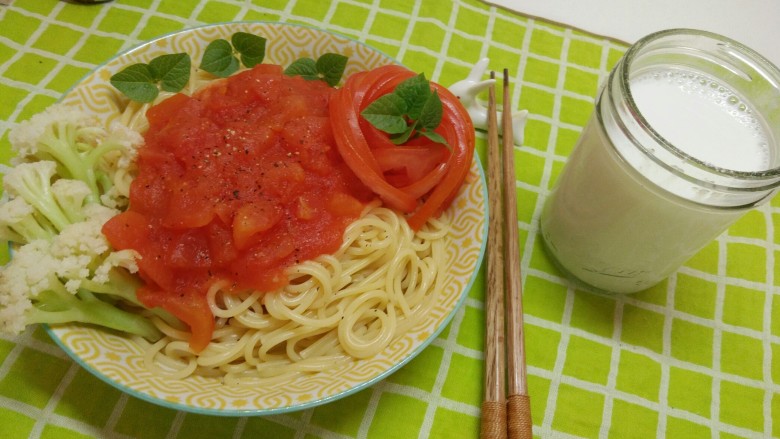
1;0;779;438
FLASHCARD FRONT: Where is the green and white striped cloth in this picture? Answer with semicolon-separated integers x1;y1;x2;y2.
1;0;777;437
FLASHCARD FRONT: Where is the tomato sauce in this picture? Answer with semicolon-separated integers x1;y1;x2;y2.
103;64;373;350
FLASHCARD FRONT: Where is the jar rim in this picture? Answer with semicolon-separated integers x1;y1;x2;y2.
619;28;780;182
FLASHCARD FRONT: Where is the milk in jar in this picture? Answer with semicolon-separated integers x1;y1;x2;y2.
539;29;780;294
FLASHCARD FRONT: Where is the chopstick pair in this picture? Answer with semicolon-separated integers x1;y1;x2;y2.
480;69;532;439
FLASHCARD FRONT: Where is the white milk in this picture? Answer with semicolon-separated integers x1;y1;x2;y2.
540;67;774;293
631;70;770;172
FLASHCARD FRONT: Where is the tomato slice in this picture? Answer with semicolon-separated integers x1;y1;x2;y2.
329;79;418;212
399;163;448;199
329;65;475;229
406;82;476;229
373;144;449;184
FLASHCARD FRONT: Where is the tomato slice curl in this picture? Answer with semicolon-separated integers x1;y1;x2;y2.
329;75;418;212
329;65;475;230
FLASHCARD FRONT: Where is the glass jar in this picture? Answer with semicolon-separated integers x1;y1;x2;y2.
540;29;780;294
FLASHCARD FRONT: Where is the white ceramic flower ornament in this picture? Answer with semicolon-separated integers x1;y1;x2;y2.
448;58;527;146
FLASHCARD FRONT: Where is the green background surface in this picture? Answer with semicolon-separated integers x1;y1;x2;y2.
1;0;778;438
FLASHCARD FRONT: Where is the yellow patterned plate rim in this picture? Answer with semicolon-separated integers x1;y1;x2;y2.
47;21;488;416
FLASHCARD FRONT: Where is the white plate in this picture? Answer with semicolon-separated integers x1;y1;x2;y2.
51;21;488;416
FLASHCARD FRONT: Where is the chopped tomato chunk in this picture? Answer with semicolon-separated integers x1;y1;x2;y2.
232;199;283;250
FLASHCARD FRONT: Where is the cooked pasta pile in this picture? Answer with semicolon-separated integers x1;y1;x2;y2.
143;204;450;384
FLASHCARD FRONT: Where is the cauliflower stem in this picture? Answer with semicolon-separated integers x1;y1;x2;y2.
4;161;79;232
26;273;161;341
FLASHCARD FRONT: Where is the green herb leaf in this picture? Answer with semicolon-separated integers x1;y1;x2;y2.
361;94;409;134
316;53;348;86
420;130;447;144
109;63;159;103
284;58;319;80
418;89;443;131
149;53;191;92
232;32;266;67
395;74;431;120
389;124;417;145
201;39;239;77
284;53;349;86
360;73;448;147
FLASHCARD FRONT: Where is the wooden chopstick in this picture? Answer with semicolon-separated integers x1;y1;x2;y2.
499;69;532;439
480;69;532;439
481;71;507;439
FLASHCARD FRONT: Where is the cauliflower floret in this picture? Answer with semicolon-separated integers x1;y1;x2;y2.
8;104;101;162
105;120;143;171
4;161;73;232
1;239;56;298
92;249;140;284
51;178;92;224
51;204;117;256
0;293;32;335
0;197;55;243
49;204;119;293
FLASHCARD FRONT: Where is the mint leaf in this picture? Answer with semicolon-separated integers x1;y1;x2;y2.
420;130;447;144
110;63;159;103
149;53;191;92
284;58;319;80
395;74;431;120
316;53;348;86
284;53;349;86
111;54;192;103
361;94;409;134
390;124;417;145
360;72;448;147
201;33;268;76
418;90;443;131
201;39;239;77
232;32;266;67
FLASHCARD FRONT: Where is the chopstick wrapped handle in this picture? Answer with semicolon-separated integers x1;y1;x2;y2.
481;400;507;439
507;394;532;439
